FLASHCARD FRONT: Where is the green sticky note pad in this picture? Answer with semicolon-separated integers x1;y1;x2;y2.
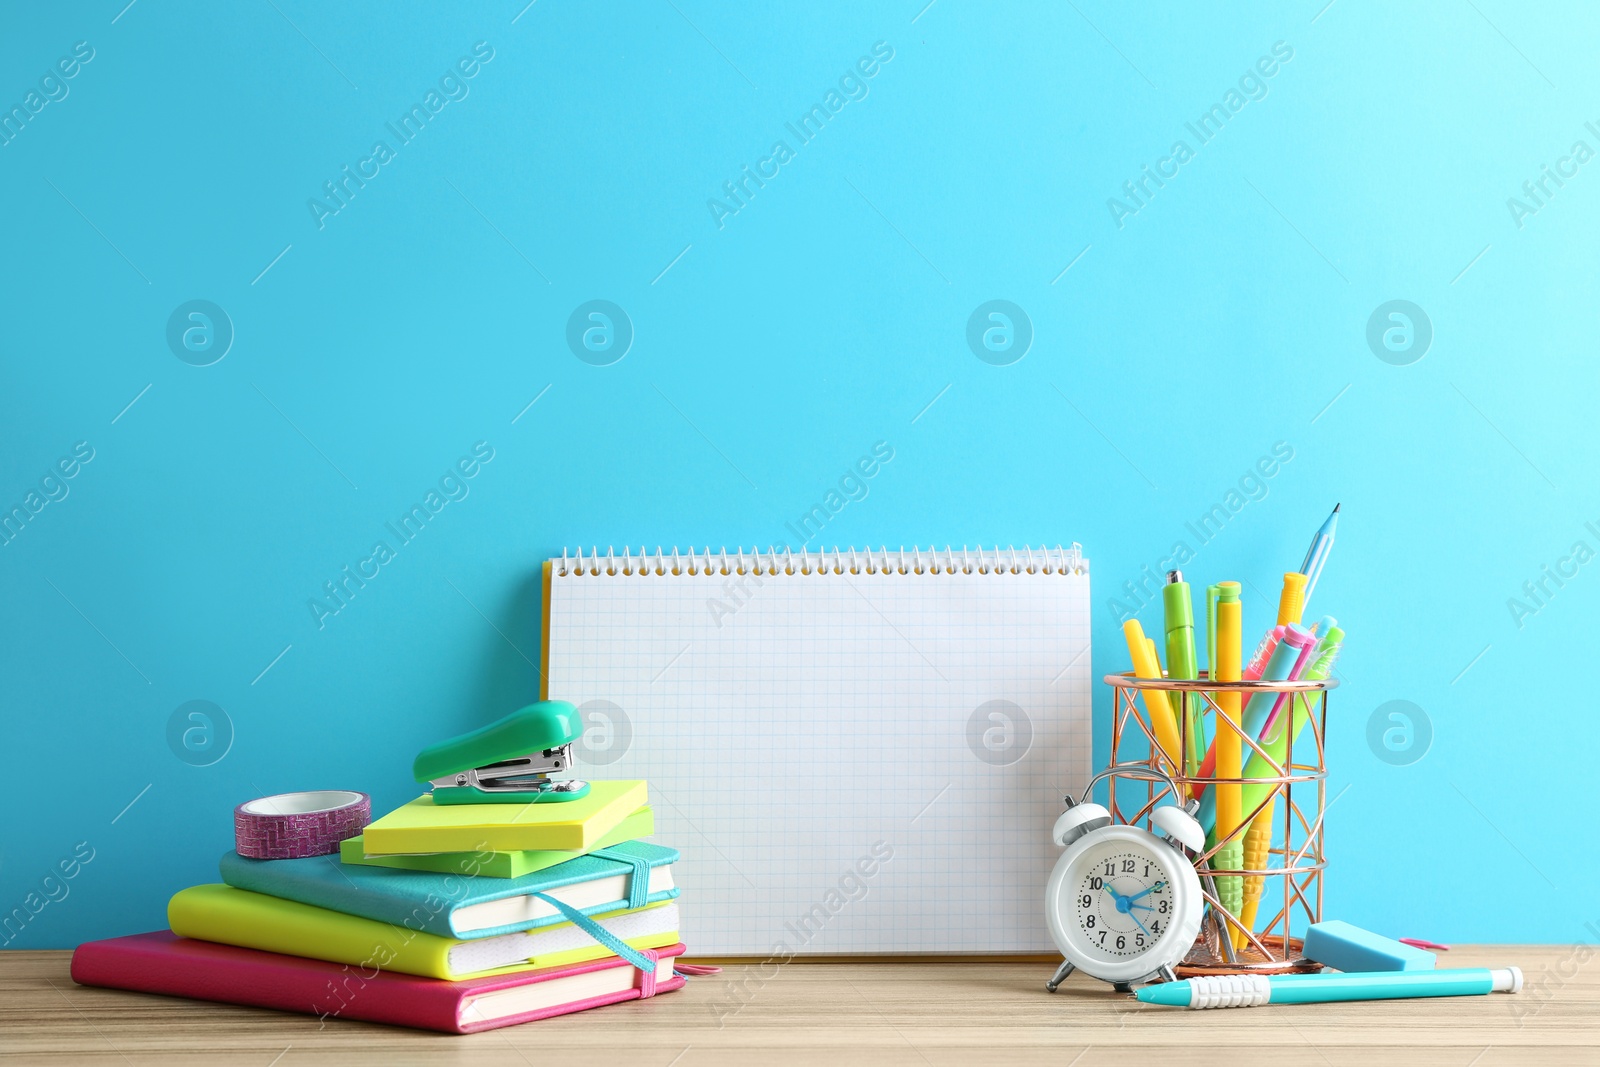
341;806;654;878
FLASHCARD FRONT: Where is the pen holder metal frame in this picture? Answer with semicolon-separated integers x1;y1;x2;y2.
1104;670;1334;976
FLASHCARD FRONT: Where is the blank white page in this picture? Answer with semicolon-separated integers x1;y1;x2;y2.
546;547;1091;954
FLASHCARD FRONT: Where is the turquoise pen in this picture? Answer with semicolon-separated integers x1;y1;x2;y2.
1136;967;1522;1009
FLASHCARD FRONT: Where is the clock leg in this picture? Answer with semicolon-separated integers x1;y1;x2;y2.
1156;964;1178;983
1045;959;1075;992
1112;982;1133;993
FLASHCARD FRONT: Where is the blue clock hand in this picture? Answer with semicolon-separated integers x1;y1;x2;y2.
1128;903;1154;912
1128;911;1152;937
1126;880;1166;903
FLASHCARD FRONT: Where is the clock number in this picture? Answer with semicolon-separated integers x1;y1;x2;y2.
1077;854;1177;959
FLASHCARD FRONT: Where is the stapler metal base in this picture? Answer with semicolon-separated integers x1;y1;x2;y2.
430;775;591;805
427;748;590;805
414;702;593;805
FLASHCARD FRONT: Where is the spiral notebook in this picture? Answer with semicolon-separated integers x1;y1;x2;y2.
541;545;1091;955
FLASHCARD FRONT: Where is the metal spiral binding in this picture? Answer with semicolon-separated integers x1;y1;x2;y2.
554;545;1086;577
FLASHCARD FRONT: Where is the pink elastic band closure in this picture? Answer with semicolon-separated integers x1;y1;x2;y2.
635;948;659;998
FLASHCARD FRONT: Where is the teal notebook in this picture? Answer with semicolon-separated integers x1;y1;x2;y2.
217;841;678;940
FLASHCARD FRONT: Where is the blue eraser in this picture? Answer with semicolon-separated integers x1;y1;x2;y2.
1303;920;1436;972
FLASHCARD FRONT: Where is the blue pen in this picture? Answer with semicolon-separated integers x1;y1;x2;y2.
1136;966;1522;1009
1299;504;1340;604
1240;624;1315;739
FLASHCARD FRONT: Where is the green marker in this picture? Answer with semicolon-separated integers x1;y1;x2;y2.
1164;571;1204;775
1202;582;1220;775
1206;583;1221;677
1238;626;1344;820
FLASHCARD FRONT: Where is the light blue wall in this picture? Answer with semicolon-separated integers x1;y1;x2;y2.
2;1;1593;947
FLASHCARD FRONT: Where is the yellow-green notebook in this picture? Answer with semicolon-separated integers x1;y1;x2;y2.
340;806;655;878
361;780;648;855
168;884;678;981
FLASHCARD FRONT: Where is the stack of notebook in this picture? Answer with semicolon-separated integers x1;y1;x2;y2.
71;781;689;1033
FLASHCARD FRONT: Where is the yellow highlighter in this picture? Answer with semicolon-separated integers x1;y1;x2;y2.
1276;572;1307;628
1144;634;1184;789
1237;572;1310;949
1122;620;1183;775
1211;582;1244;946
1235;572;1312;947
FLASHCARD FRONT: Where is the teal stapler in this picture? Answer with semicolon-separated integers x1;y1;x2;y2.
414;701;591;805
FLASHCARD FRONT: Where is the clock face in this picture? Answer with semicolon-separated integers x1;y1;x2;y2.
1071;844;1175;960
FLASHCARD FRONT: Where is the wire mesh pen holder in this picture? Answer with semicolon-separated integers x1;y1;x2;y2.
1105;671;1334;975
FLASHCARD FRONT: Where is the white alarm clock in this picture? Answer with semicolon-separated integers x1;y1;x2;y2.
1045;764;1206;992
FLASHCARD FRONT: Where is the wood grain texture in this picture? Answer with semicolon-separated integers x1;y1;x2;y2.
1;945;1594;1066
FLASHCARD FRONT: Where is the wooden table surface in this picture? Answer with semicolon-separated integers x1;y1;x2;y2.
2;945;1594;1066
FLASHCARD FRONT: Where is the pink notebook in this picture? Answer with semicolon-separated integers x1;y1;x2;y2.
71;930;687;1034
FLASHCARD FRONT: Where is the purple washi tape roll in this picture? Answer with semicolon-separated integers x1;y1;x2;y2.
234;790;370;859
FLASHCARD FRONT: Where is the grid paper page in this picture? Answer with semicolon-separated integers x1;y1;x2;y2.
546;555;1091;954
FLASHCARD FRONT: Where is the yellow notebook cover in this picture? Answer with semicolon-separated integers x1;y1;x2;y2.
340;806;655;878
361;780;648;855
168;884;678;982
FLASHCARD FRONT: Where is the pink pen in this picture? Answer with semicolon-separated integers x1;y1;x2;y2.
1195;625;1306;796
1244;625;1286;681
1258;628;1320;737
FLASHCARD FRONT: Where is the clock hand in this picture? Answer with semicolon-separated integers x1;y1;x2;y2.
1128;903;1154;912
1126;880;1167;903
1127;911;1152;937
